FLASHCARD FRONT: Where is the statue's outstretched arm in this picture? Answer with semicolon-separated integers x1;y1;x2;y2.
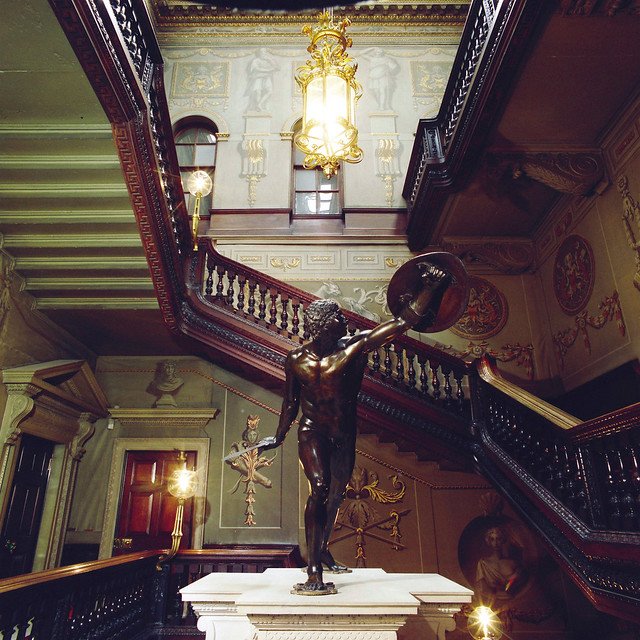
259;352;300;453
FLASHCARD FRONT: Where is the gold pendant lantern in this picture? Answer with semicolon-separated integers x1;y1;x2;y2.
295;11;363;179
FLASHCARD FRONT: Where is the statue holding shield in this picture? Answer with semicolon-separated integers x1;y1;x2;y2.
256;253;469;594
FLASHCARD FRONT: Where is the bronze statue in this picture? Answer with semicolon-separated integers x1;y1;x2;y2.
258;252;469;594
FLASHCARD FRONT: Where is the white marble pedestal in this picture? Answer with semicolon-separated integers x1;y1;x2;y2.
180;568;472;640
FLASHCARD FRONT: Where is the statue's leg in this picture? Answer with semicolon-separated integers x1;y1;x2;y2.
320;437;355;571
298;431;331;589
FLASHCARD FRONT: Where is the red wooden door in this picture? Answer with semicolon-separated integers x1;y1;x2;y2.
0;433;55;578
114;451;196;554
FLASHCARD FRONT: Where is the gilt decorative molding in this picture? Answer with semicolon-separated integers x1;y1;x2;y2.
552;291;625;369
617;174;640;291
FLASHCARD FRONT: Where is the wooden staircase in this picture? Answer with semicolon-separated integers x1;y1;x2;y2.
52;0;640;623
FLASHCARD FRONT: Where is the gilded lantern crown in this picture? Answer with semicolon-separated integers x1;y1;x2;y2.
294;11;363;178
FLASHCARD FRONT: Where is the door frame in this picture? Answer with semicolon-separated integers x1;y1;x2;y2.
99;437;209;559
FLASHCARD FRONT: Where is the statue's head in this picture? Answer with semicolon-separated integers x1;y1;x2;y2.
484;526;506;550
304;299;344;339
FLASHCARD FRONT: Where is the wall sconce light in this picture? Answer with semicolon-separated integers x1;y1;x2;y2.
186;170;213;251
294;10;363;178
157;451;198;569
467;605;503;640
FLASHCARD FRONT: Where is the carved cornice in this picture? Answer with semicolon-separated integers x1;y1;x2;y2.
150;2;470;28
441;237;535;273
109;407;219;429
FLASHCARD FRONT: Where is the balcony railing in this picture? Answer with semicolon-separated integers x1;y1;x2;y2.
51;0;640;623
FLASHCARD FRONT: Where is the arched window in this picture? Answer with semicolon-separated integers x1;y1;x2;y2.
292;122;341;218
175;122;217;215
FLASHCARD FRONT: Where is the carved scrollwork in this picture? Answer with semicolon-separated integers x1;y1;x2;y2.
486;151;605;196
442;238;535;274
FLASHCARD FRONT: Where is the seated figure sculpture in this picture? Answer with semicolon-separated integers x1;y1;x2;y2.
258;252;469;594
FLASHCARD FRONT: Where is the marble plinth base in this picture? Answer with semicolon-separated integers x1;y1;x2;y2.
180;568;472;640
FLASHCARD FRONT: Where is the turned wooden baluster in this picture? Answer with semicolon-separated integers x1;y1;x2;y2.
454;371;465;412
406;350;416;389
603;448;622;529
205;256;214;297
371;348;381;373
269;289;278;326
280;295;289;331
237;274;246;312
215;265;225;300
442;367;453;405
429;360;441;402
395;344;405;385
418;355;428;396
247;280;257;318
383;345;392;378
291;298;300;335
258;284;268;321
226;270;236;306
627;443;640;529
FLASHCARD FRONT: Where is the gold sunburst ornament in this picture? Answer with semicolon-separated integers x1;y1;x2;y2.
294;10;363;178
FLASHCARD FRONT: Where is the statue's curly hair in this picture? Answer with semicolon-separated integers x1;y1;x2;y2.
304;299;342;339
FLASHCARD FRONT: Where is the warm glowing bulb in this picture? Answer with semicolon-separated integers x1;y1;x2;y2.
167;468;198;500
467;606;503;640
186;170;212;198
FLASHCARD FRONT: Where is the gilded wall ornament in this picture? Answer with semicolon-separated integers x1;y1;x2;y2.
241;138;266;206
552;235;594;314
330;465;408;567
410;60;452;114
375;138;401;205
170;61;229;109
225;415;275;526
552;291;625;369
617;174;640;291
451;276;508;339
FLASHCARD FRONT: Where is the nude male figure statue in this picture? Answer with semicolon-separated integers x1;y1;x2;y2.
258;252;469;593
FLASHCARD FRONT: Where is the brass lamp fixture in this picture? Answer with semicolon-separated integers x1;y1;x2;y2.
186;170;213;251
294;10;363;178
157;452;198;569
467;605;503;640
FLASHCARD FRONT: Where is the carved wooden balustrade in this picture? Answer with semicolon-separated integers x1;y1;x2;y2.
201;245;472;417
402;0;553;250
0;552;160;640
52;0;640;623
473;357;640;619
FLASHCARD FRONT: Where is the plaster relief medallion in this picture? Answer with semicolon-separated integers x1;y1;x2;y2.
451;276;508;339
553;234;594;315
